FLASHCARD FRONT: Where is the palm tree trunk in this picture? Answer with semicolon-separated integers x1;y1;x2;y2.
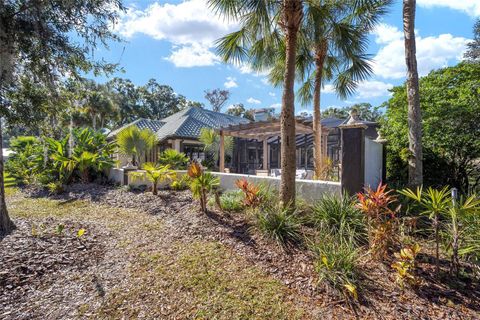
153;182;158;195
280;0;303;207
403;0;423;187
92;115;97;131
313;42;327;179
0;120;15;235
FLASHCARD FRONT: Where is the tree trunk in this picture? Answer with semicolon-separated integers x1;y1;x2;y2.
0;120;15;235
280;0;302;207
313;42;327;179
68;114;74;157
92;115;97;131
403;0;423;187
152;182;158;195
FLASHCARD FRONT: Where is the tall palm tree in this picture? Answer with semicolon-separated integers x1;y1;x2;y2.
268;0;391;178
209;0;304;206
403;0;423;187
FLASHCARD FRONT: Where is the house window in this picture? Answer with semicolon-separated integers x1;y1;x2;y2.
183;144;205;162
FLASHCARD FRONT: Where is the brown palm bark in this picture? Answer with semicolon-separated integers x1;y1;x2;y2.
280;0;303;207
403;0;423;187
313;41;327;179
0;120;15;235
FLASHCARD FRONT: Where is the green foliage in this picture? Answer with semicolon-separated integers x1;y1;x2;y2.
170;174;190;191
199;128;233;169
322;103;382;121
130;163;176;195
47;181;65;195
216;190;245;212
5;136;41;184
254;205;302;247
311;194;366;245
391;243;421;289
312;232;360;299
116;126;157;166
159;149;189;169
188;162;220;213
381;62;480;192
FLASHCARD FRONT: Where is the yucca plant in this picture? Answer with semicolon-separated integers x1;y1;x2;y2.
187;161;220;213
130;163;176;195
399;186;450;275
116;126;157;167
356;183;399;260
254;204;302;247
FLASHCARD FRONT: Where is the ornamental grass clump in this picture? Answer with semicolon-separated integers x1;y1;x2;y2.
312;231;360;300
254;204;302;247
356;183;399;260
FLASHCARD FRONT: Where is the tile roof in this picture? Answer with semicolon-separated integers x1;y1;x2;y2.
109;107;249;141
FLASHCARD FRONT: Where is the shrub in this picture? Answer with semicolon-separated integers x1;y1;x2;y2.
130;163;176;195
170;174;190;191
188;162;220;213
356;183;399;260
312;232;360;299
235;178;261;208
159;149;189;169
391;243;421;289
312;194;366;245
5;136;41;184
216;190;245;212
254;204;302;247
47;181;65;195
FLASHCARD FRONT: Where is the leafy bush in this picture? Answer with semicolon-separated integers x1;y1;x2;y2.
170;174;190;191
47;181;65;195
159;149;188;169
311;194;366;245
216;190;245;212
312;232;360;299
130;163;176;195
5;136;41;184
254;205;302;247
391;243;421;289
356;183;399;260
235;178;261;208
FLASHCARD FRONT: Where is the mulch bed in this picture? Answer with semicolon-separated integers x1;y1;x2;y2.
9;183;480;318
0;218;105;319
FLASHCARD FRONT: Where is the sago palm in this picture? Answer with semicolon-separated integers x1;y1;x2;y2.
209;0;305;206
268;0;391;178
116;126;157;167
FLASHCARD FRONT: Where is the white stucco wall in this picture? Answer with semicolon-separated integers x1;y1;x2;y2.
364;137;383;188
110;168;341;201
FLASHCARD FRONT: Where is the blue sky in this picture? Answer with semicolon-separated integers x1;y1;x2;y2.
94;0;478;115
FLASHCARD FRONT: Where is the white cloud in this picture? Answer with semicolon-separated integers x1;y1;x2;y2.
165;43;219;67
261;77;270;85
268;92;276;97
372;24;469;79
418;0;480;17
247;97;261;104
355;80;394;99
270;103;282;109
224;77;238;88
115;0;238;67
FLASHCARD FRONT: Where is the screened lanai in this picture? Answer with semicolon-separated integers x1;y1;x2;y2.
218;118;331;176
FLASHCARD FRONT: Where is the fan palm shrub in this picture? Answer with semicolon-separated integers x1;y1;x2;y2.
116;126;157;167
130;163;176;195
199;128;233;169
158;149;189;169
187;161;220;213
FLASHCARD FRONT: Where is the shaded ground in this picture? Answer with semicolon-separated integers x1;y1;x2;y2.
1;184;479;319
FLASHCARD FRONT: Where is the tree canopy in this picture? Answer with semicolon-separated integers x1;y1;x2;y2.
381;62;480;192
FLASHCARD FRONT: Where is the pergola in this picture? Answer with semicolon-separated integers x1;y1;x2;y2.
217;118;328;172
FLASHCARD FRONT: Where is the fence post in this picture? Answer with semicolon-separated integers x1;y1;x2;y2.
339;110;368;196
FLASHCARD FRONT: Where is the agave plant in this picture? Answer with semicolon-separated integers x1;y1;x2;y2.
130;163;176;195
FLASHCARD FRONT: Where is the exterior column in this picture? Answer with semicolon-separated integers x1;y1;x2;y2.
173;139;181;152
219;130;225;172
339;110;368;196
263;138;268;170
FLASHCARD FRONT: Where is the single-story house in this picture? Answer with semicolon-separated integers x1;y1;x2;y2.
109;106;250;166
